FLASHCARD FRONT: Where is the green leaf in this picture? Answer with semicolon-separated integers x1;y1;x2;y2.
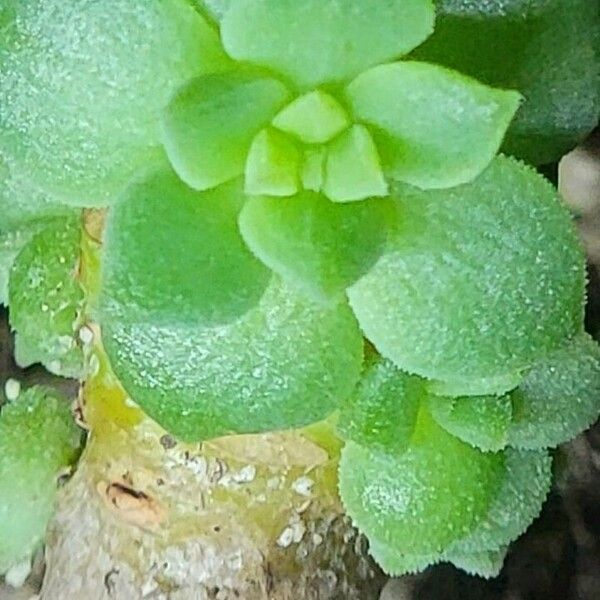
0;386;81;573
337;359;422;454
8;217;84;378
323;125;389;203
450;448;552;553
0;0;228;205
508;334;600;449
339;409;505;556
348;156;585;394
195;0;231;22
301;148;326;194
100;169;270;328
272;90;350;145
102;278;363;442
244;128;300;197
368;538;508;579
161;72;291;192
0;153;71;230
0;224;43;306
346;61;521;189
444;546;508;579
414;0;600;165
428;394;513;452
238;191;391;302
221;0;436;89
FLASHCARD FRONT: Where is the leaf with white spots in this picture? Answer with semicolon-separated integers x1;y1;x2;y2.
102;278;364;441
348;156;585;395
337;359;422;454
238;190;391;303
346;61;521;189
0;0;228;205
339;408;505;557
450;448;552;553
100;169;270;328
508;334;600;449
161;72;290;192
8;217;84;378
221;0;435;89
428;393;513;452
0;386;81;573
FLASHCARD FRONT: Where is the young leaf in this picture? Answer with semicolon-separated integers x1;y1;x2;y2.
323;125;389;203
244;128;300;197
0;225;43;306
221;0;436;89
337;359;422;454
414;0;600;165
102;278;364;442
428;394;513;452
0;386;81;574
348;156;585;394
238;191;391;302
339;409;505;556
161;72;291;192
100;169;270;327
345;61;521;189
0;0;228;205
8;217;84;378
508;334;600;450
272;90;350;145
450;448;552;554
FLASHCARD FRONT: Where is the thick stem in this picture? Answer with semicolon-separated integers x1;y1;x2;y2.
41;216;383;599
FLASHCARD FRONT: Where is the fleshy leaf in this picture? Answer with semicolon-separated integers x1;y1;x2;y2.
161;72;291;191
0;224;44;306
272;90;350;145
100;169;270;328
102;278;363;441
0;0;228;205
339;409;505;556
368;538;507;579
323;125;389;203
0;386;81;573
221;0;436;89
337;359;422;454
428;394;513;452
444;546;508;579
0;154;71;230
508;334;600;450
8;217;84;378
414;0;600;165
301;148;326;193
348;156;585;393
238;191;391;302
346;61;521;189
450;448;552;553
244;128;300;197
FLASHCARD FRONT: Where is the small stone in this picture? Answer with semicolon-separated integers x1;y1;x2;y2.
277;527;295;548
4;378;21;401
312;533;323;546
78;325;94;345
291;520;306;543
291;476;314;497
4;557;32;588
233;465;256;484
